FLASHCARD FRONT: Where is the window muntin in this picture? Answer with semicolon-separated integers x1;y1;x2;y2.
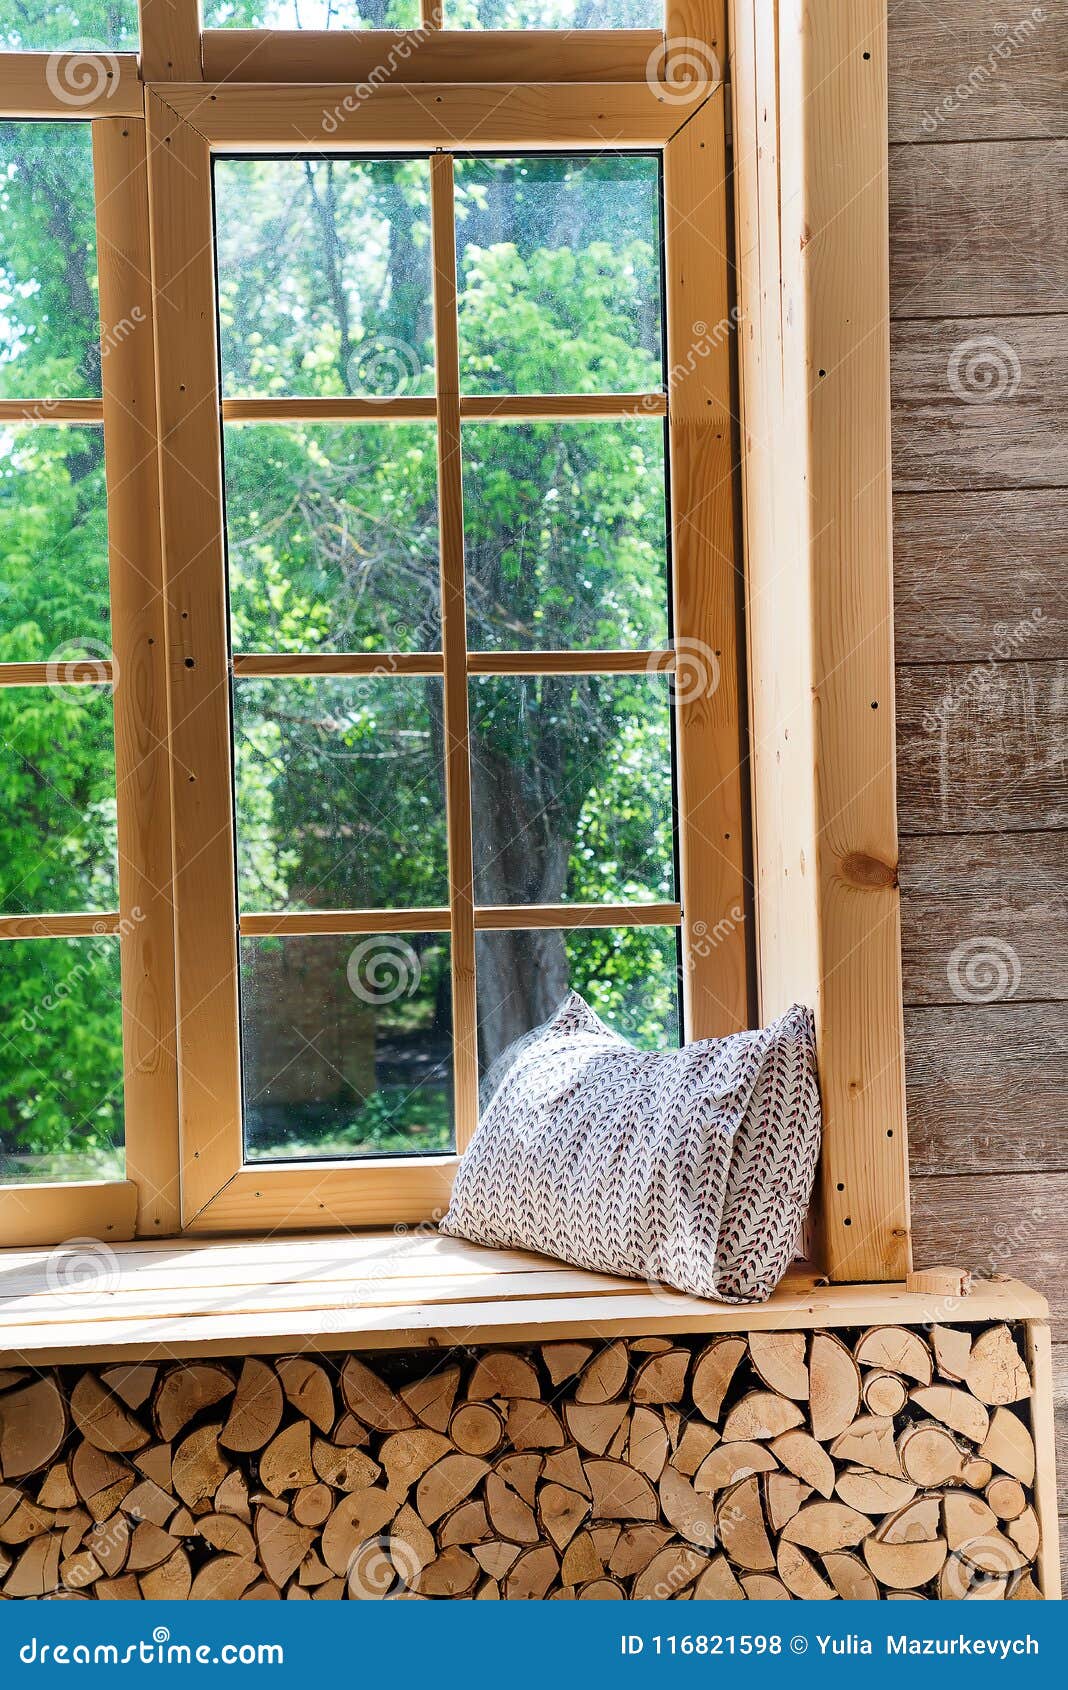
445;1;664;26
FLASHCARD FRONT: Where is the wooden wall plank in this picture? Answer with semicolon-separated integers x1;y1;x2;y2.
911;1173;1068;1320
894;489;1068;662
892;316;1068;491
904;1003;1067;1176
890;140;1068;318
899;832;1066;1003
895;661;1067;834
888;0;1068;143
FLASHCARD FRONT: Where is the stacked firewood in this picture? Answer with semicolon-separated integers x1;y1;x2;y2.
0;1321;1042;1599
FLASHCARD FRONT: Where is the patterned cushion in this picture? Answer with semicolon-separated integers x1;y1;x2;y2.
440;994;821;1303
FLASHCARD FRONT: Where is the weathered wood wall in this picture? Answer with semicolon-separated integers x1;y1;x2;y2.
886;0;1068;1581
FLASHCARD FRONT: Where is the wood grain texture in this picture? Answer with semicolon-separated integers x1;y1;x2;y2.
888;0;1068;143
893;489;1068;661
0;52;141;115
911;1174;1068;1320
0;1183;137;1251
139;0;202;81
899;832;1067;1003
889;140;1068;319
895;662;1067;834
904;1004;1068;1176
200;29;667;84
891;315;1068;491
1053;1341;1066;1514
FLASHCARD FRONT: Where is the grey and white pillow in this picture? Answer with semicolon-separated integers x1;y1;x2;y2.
440;994;821;1303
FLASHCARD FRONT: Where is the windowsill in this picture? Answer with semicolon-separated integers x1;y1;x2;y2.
0;1232;1046;1365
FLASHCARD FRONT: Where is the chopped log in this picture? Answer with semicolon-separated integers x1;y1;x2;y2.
438;1499;490;1547
391;1502;437;1576
5;1533;61;1597
584;1459;658;1523
575;1342;630;1406
290;1484;333;1530
504;1543;559;1600
633;1543;706;1600
59;1507;92;1558
1010;1573;1043;1601
961;1456;994;1490
400;1364;460;1432
275;1358;335;1434
1007;1507;1040;1561
100;1366;157;1414
127;1520;184;1572
541;1343;593;1387
831;1415;906;1478
538;1483;590;1551
777;1540;836;1599
87;1512;130;1576
782;1501;872;1552
749;1332;809;1401
721;1392;804;1442
563;1399;629;1457
607;1523;673;1579
0;1378;67;1479
577;1576;625;1599
740;1573;791;1598
957;1529;1028;1576
341;1356;415;1433
769;1430;834;1498
905;1268;970;1299
693;1555;745;1599
764;1472;812;1534
965;1327;1031;1406
189;1554;259;1600
931;1326;972;1383
910;1385;989;1445
134;1444;172;1487
835;1469;916;1515
822;1550;880;1600
855;1328;933;1385
215;1469;251;1522
473;1540;521;1579
715;1476;774;1571
139;1547;191;1600
335;1413;371;1447
671;1422;721;1476
542;1447;590;1497
881;1496;942;1545
474;1578;499;1599
196;1513;257;1560
260;1422;315;1497
560;1529;602;1585
413;1546;480;1597
605;1420;629;1461
939;1554;1010;1600
172;1426;228;1507
495;1453;542;1504
96;1573;141;1600
659;1465;718;1550
627;1408;669;1482
863;1371;908;1418
321;1488;399;1576
71;1442;133;1516
219;1360;284;1454
60;1548;103;1591
898;1422;966;1487
449;1403;504;1458
986;1475;1027;1521
415;1454;489;1527
809;1333;862;1441
154;1365;235;1442
379;1428;451;1494
467;1352;540;1402
0;1369;29;1392
944;1491;998;1552
311;1439;380;1493
631;1349;690;1405
38;1463;78;1511
505;1399;565;1451
979;1408;1035;1485
255;1509;317;1588
589;1524;622;1561
123;1477;176;1529
691;1337;746;1423
864;1534;948;1589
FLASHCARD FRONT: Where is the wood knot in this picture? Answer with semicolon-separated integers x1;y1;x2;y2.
840;851;897;889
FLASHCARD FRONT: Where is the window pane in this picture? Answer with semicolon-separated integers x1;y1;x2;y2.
0;123;101;399
446;0;663;23
0;936;124;1182
224;423;440;654
476;924;679;1096
214;157;434;399
0;685;117;914
0;3;138;49
202;2;419;25
469;673;674;905
463;418;667;651
240;932;452;1159
234;677;448;912
455;156;663;396
0;425;109;658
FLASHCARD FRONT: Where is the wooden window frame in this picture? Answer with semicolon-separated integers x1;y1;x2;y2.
0;0;910;1289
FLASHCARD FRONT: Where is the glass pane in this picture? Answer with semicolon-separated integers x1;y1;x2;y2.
234;677;447;912
0;2;138;49
203;2;419;25
463;418;667;651
224;423;440;654
455;155;663;396
214;157;434;399
0;936;124;1182
0;425;109;658
0;123;101;399
469;673;674;905
240;932;452;1159
0;685;117;914
446;0;662;23
476;924;679;1098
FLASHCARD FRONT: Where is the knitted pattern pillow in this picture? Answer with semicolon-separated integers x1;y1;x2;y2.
440;994;821;1303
